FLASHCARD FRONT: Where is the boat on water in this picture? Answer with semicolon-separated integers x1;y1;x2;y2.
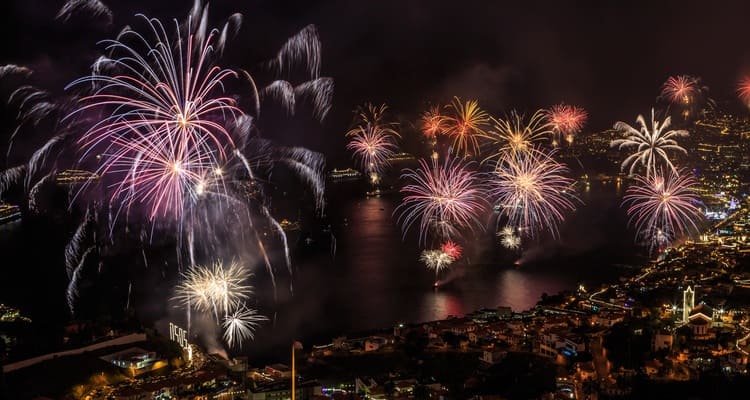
327;168;362;181
0;203;21;226
279;219;301;231
55;169;100;186
386;152;416;162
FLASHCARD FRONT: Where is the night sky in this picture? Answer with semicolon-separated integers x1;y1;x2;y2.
3;0;750;163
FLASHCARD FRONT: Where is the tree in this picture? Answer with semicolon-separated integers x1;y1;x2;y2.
383;380;395;400
414;384;430;400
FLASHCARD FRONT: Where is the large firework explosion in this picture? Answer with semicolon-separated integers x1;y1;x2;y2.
622;168;703;251
395;157;486;246
486;148;578;239
0;1;333;350
611;108;688;178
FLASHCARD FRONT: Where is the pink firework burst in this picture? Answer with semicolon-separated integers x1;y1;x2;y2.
346;125;399;175
660;75;698;105
68;15;240;221
395;157;486;245
440;240;463;260
623;168;703;249
545;104;588;138
487;148;578;239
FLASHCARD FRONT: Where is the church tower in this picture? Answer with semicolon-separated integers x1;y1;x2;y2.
683;286;695;323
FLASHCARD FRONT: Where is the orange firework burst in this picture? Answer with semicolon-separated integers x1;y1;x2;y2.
444;97;489;157
420;106;447;138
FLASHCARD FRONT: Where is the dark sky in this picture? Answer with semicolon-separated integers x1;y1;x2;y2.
3;0;750;164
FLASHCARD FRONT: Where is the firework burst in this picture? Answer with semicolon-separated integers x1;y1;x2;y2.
222;306;268;349
611;109;688;178
481;110;552;162
0;2;332;345
659;75;713;119
420;249;455;282
444;97;489;157
487;148;578;239
623;168;703;250
172;260;253;317
545;104;587;146
66;12;242;221
660;75;698;105
498;226;521;250
346;103;400;178
395;157;486;245
737;77;750;107
420;105;448;139
440;240;463;260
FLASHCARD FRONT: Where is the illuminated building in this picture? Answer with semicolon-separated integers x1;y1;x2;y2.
0;203;21;225
683;286;695;323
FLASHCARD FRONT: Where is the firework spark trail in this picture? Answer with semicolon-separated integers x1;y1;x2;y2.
444;97;489;157
28;172;55;213
65;207;92;278
294;78;334;121
0;64;32;79
262;80;296;114
623;168;703;249
56;0;113;25
66;245;96;314
25;133;69;191
262;205;293;286
5;87;59;160
0;166;25;197
395;157;486;245
481;110;551;162
277;147;326;210
611;108;688;178
217;13;243;55
269;25;321;79
487;148;578;239
254;229;278;300
222;306;268;349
